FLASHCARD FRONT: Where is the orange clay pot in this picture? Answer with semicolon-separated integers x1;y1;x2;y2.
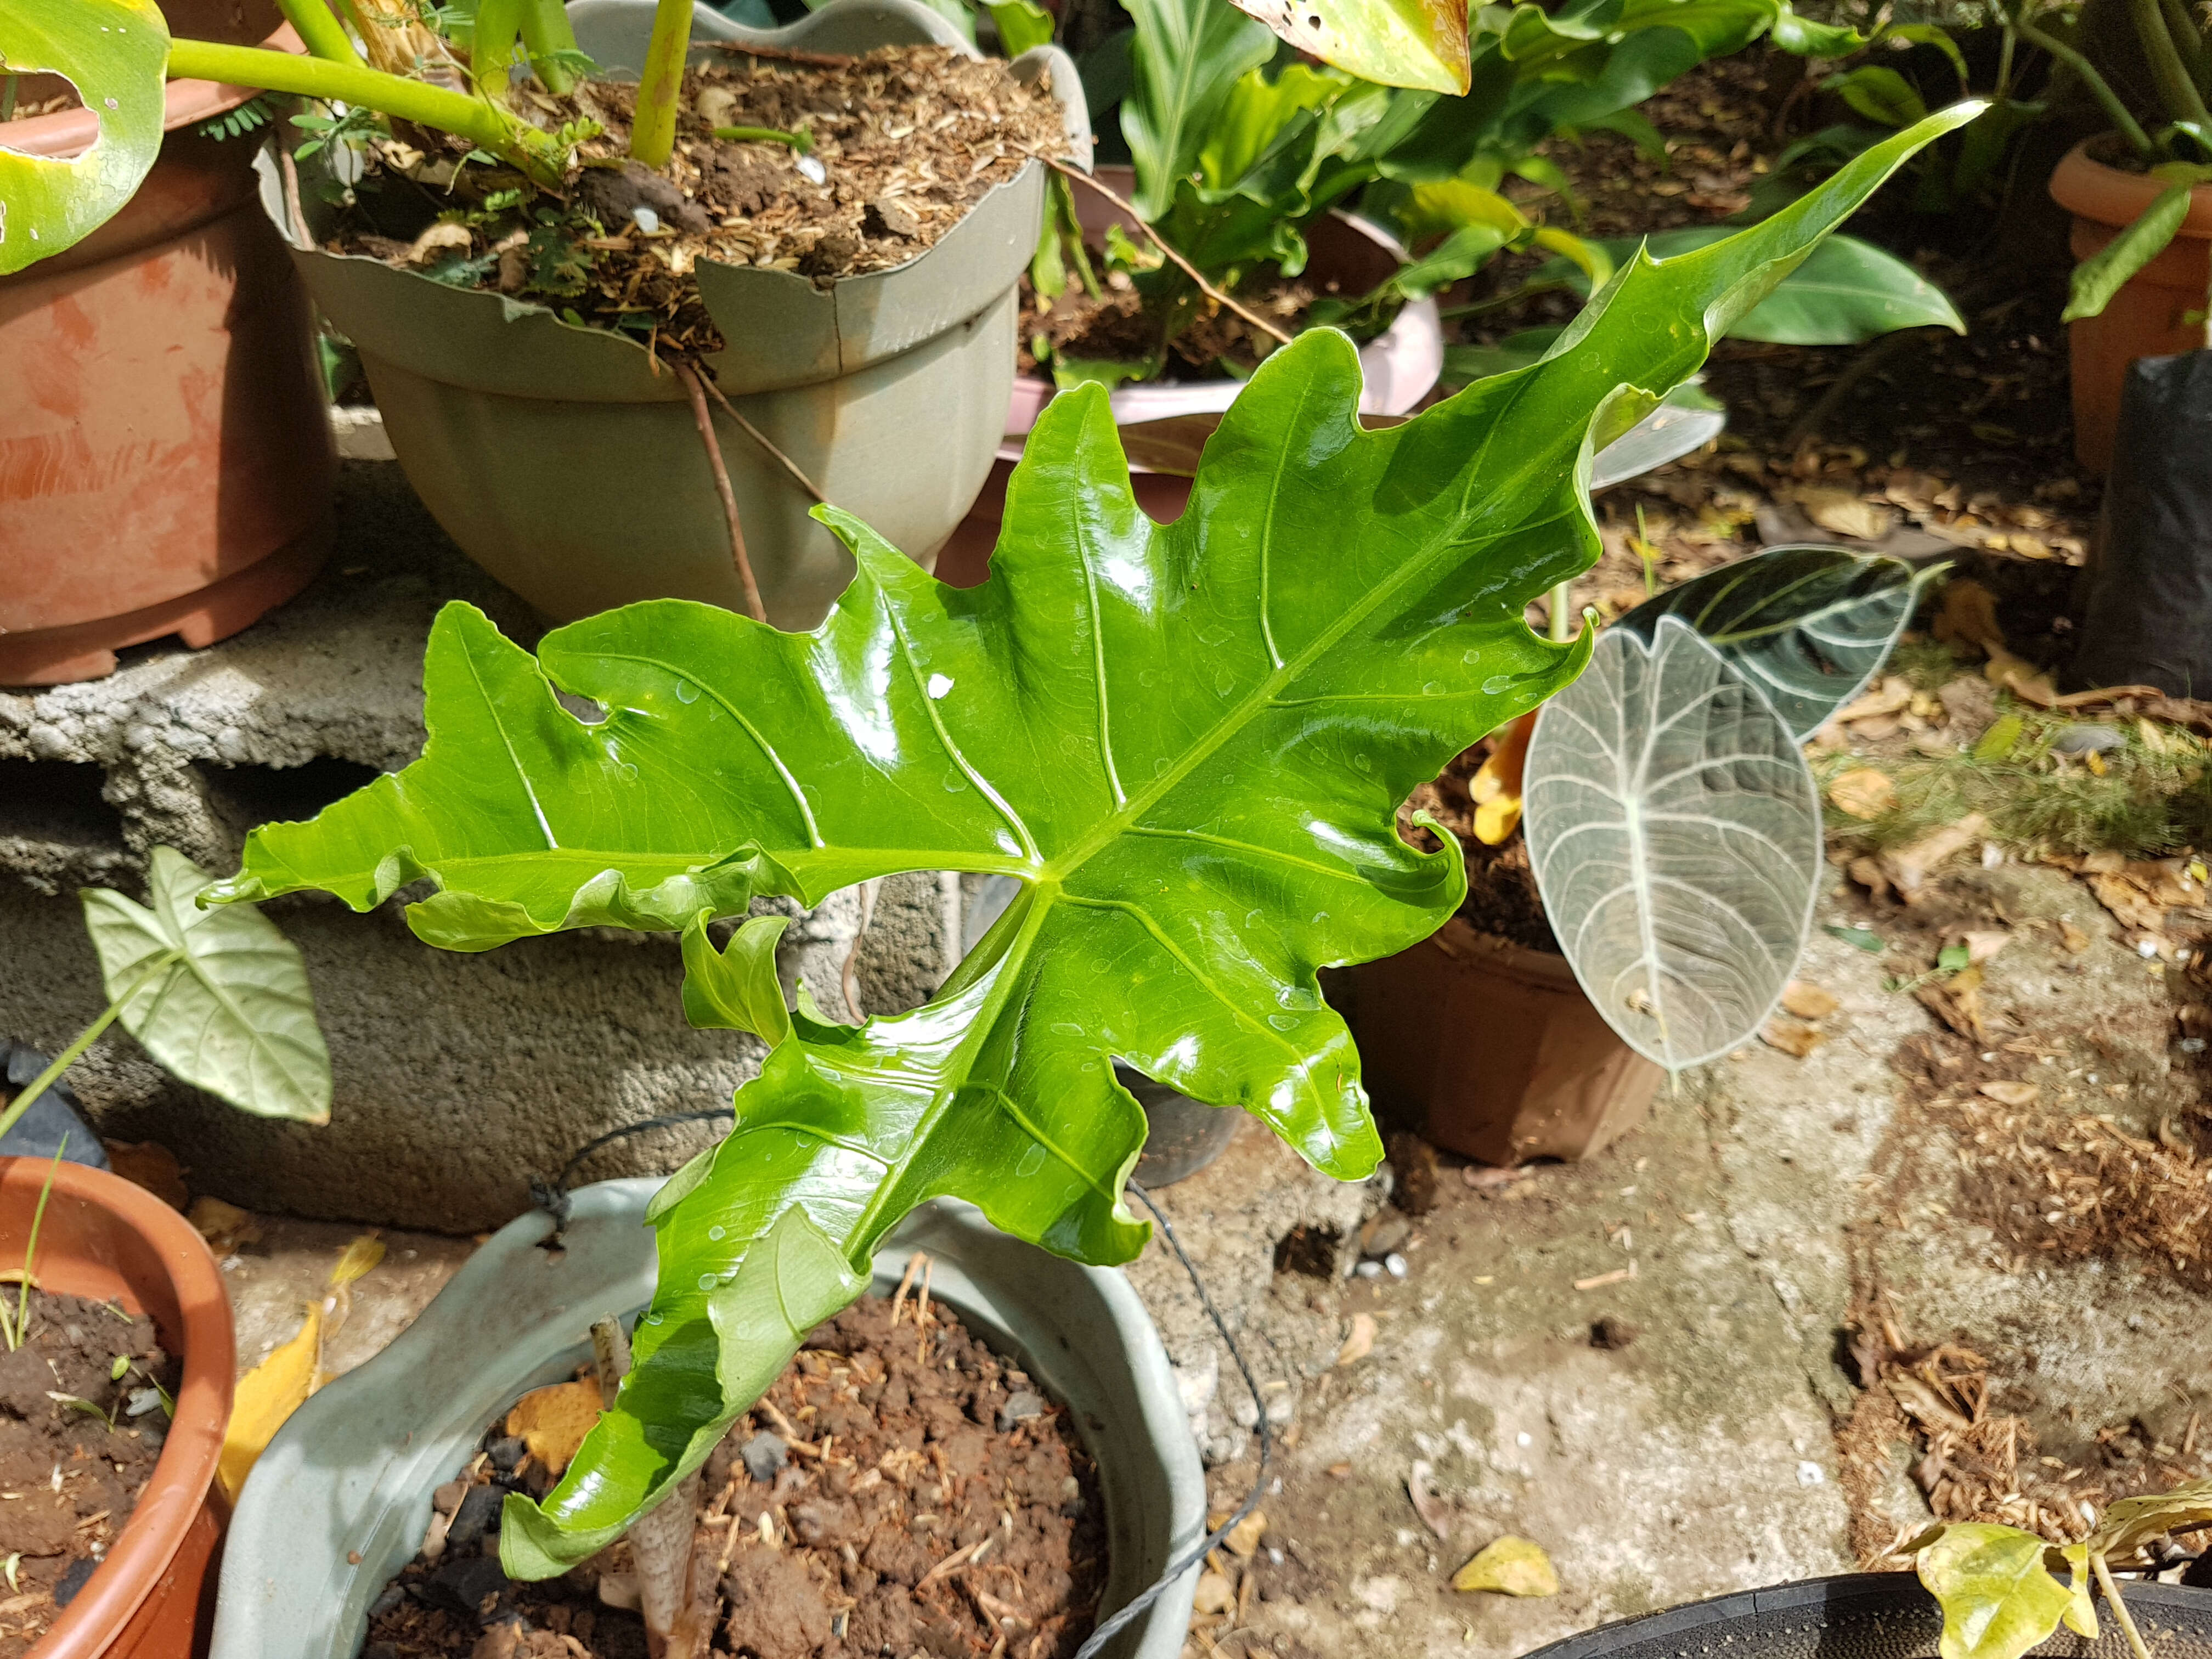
0;1158;235;1658
0;26;334;687
2051;139;2212;473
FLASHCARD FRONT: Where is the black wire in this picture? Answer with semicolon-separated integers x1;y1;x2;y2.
1073;1180;1272;1659
531;1108;735;1235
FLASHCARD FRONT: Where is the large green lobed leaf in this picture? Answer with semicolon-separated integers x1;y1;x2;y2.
217;108;1979;1571
0;0;170;276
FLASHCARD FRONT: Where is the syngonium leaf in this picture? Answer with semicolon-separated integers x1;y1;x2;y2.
2086;1477;2212;1560
81;848;331;1123
0;0;170;276
1916;1523;2077;1659
214;108;1980;1570
1524;618;1823;1069
1616;544;1929;739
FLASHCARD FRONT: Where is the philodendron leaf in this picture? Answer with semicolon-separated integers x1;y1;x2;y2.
218;108;1978;1569
1119;0;1276;219
1617;544;1926;738
1916;1523;2075;1659
2063;183;2192;323
1228;0;1470;96
1525;618;1822;1069
81;848;331;1122
0;0;170;276
2085;1477;2212;1560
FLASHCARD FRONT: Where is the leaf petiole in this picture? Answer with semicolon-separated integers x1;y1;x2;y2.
0;953;178;1146
2090;1553;2154;1659
713;123;814;154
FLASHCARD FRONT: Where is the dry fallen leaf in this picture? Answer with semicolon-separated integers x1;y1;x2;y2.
1827;767;1897;820
1983;645;2058;706
1193;1571;1237;1615
1327;1462;1353;1480
188;1194;261;1255
1408;1462;1452;1541
506;1378;606;1477
102;1140;188;1212
1335;1313;1377;1368
2059;919;2091;953
1798;486;1897;541
1226;1510;1268;1558
1835;678;1913;724
1960;929;2011;964
1781;980;1840;1020
1452;1536;1560;1597
219;1304;321;1503
1879;813;1990;902
2087;872;2167;934
1978;1080;2040;1108
407;220;475;264
1915;965;1985;1042
1760;1017;1825;1058
1932;580;2005;654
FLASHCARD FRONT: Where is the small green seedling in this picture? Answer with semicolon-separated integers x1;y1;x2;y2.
110;1355;129;1382
711;124;813;155
3;1143;66;1354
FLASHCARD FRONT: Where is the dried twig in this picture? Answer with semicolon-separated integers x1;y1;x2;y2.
675;360;768;624
695;372;829;506
1037;157;1295;348
703;38;859;67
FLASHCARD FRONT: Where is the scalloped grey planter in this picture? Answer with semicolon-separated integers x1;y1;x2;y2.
212;1183;1204;1659
285;0;1089;626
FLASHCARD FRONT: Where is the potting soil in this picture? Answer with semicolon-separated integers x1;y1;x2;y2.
364;1291;1104;1659
0;1290;178;1657
329;47;1067;353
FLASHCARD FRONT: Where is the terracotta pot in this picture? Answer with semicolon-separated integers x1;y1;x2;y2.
1348;918;1660;1165
0;27;335;687
2050;139;2212;473
0;1157;235;1658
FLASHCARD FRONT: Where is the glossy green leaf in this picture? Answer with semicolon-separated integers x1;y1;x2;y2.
1227;0;1470;95
0;0;169;276
81;848;331;1123
1120;0;1276;218
1526;619;1821;1068
221;109;1977;1568
1197;64;1350;193
1617;544;1926;738
1916;1523;2075;1659
1770;3;1867;54
1887;25;1969;84
1826;64;1928;126
985;0;1055;55
2063;183;2191;322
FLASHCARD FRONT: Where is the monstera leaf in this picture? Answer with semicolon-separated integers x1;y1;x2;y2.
1525;618;1822;1069
1617;544;1927;738
0;0;170;275
215;109;1977;1570
82;848;331;1122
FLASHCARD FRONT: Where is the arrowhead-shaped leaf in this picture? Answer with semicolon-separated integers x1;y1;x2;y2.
1917;1523;2075;1659
1524;618;1822;1068
2086;1478;2212;1561
0;0;170;276
81;848;331;1122
1617;544;1928;739
217;108;1979;1569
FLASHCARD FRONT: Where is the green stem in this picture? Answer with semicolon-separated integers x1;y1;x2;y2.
2011;2;2158;154
2091;1553;2154;1659
1058;175;1102;302
163;37;571;185
2;76;17;122
7;1143;68;1353
629;0;694;168
2130;0;2212;125
275;0;363;65
713;123;812;152
2160;0;2212;97
520;0;583;95
472;0;524;103
1995;24;2016;98
0;1006;125;1149
1547;578;1574;642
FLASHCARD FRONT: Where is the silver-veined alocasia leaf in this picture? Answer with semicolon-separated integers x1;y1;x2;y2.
81;847;332;1122
1229;0;1470;97
1617;544;1928;740
0;0;170;275
210;108;1982;1572
1916;1523;2076;1659
1524;617;1822;1069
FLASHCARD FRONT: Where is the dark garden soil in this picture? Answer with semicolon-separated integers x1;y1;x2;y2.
364;1292;1103;1659
330;47;1066;352
0;1291;178;1658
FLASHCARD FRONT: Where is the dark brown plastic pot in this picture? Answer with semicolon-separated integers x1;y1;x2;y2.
2050;139;2212;473
0;1156;236;1658
0;26;334;687
1349;918;1661;1166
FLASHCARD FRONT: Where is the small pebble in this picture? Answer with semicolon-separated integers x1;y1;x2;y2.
630;205;661;234
2181;1038;2207;1054
740;1430;789;1482
369;1585;407;1618
1353;1260;1384;1280
484;1435;527;1473
997;1390;1046;1433
1797;1461;1826;1486
796;155;828;184
2051;723;2125;756
1383;1252;1409;1278
445;1482;505;1549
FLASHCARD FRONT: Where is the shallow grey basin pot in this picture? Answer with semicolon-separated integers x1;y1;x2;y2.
283;0;1088;626
212;1181;1203;1659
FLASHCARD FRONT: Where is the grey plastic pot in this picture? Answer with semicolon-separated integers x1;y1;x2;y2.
283;0;1090;627
211;1181;1204;1659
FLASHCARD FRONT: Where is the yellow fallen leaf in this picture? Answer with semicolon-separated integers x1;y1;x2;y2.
1760;1018;1825;1058
1827;768;1895;821
1474;796;1522;844
187;1195;261;1255
1797;486;1895;542
1469;713;1537;846
1780;980;1839;1020
330;1235;386;1288
506;1378;605;1477
219;1303;321;1503
1335;1312;1377;1367
1452;1536;1559;1597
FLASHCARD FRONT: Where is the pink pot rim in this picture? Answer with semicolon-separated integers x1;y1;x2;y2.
0;22;304;160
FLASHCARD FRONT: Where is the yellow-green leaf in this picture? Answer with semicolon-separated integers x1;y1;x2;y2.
0;0;170;275
1452;1536;1559;1596
1917;1523;2075;1659
1228;0;1469;94
2058;1544;2098;1639
1401;178;1528;241
2087;1478;2212;1561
